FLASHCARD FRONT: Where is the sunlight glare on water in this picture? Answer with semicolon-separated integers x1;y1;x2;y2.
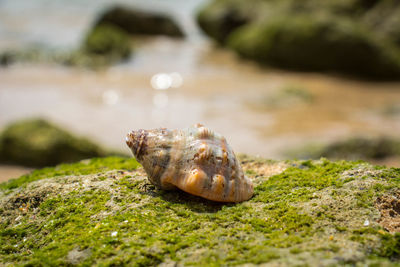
150;72;183;90
151;73;172;90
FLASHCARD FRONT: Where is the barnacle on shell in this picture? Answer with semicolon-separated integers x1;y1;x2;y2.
125;124;254;202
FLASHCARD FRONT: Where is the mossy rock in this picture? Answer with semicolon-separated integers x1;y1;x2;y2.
1;156;400;265
82;24;132;61
197;0;400;79
196;0;380;46
93;5;184;38
228;15;400;79
0;119;109;167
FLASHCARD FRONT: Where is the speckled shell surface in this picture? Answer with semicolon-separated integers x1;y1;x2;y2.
126;124;254;202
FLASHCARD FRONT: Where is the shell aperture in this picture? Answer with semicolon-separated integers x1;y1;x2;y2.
125;124;254;202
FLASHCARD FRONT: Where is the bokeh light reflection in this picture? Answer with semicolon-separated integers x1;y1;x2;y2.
151;73;172;90
150;72;183;90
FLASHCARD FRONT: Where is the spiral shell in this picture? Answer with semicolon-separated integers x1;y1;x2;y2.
125;124;254;202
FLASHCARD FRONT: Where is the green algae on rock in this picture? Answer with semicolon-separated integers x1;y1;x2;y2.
197;0;400;79
0;119;111;168
1;156;400;265
228;15;400;79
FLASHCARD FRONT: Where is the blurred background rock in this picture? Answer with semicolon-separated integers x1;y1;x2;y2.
0;0;399;181
198;0;400;79
0;119;117;167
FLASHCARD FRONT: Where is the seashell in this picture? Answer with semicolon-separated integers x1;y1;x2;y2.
125;124;254;202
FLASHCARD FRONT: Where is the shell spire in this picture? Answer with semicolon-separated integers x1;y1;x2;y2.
126;124;254;202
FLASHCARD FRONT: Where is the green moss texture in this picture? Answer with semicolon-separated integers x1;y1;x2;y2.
1;156;400;265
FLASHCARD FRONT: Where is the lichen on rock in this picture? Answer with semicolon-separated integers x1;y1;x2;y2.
1;156;400;265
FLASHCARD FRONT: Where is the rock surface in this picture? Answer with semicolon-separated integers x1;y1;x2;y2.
1;156;400;265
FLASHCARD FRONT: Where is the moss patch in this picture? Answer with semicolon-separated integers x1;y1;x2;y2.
1;157;400;265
